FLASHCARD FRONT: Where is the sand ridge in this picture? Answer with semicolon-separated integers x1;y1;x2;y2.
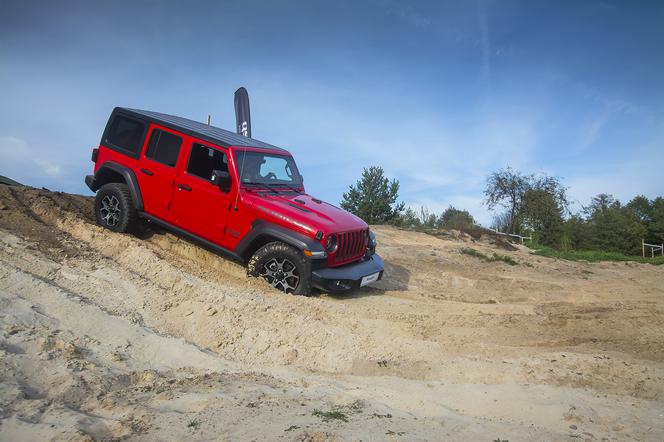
1;186;663;440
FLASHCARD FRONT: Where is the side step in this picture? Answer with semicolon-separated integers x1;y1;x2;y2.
139;212;243;263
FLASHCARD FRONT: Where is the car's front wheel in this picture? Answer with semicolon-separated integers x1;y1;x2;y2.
247;242;312;295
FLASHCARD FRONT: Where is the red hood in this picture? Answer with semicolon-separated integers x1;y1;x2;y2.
242;189;368;236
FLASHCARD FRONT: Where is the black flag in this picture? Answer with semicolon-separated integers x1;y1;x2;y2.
234;87;251;138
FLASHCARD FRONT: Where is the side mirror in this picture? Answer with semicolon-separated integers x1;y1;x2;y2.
211;170;231;192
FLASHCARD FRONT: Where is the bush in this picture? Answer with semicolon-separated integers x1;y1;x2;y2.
438;206;475;230
584;194;646;255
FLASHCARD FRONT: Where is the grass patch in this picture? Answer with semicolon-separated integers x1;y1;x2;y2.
461;248;519;266
312;409;349;423
461;248;489;260
187;419;200;430
526;242;664;265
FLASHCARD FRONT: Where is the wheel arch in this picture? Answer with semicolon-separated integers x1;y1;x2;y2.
236;221;325;262
88;162;144;211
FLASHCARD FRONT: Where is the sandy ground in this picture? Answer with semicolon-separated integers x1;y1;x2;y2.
0;186;663;441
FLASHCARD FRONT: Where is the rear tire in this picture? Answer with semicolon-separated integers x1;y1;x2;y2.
95;183;137;233
248;242;312;295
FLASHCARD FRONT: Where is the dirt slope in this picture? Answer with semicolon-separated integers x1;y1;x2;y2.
1;186;663;441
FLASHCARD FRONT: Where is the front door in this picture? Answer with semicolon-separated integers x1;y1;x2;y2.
137;125;185;222
171;141;234;245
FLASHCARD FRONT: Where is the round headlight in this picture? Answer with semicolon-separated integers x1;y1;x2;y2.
326;234;338;253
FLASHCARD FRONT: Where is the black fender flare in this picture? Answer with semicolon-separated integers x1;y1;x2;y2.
86;161;144;211
235;220;326;261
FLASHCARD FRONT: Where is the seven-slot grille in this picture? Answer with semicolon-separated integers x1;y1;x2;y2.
335;229;368;261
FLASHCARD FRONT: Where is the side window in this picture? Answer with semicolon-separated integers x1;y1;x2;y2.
106;116;146;155
145;129;182;167
187;143;228;181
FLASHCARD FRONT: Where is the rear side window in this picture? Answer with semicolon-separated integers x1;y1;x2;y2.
106;116;146;155
145;129;182;167
187;143;228;181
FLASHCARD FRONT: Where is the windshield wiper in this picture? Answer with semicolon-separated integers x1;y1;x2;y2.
244;181;302;194
273;183;302;194
243;182;279;194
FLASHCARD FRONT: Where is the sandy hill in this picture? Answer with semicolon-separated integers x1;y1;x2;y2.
1;185;663;441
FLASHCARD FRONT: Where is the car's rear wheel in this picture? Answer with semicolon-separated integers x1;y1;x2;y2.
95;183;137;233
247;242;311;295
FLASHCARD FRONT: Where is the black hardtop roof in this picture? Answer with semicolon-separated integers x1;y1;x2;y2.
117;107;286;152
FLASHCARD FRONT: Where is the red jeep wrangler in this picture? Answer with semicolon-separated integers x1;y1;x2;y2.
85;107;383;294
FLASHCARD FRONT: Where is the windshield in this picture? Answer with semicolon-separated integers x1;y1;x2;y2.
235;151;303;186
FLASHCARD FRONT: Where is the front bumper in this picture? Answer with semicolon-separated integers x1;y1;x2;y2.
311;253;384;293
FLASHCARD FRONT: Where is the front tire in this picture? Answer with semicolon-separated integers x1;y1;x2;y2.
95;183;137;233
248;242;312;295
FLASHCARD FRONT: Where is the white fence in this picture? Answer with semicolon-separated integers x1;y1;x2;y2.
489;228;532;244
643;240;664;258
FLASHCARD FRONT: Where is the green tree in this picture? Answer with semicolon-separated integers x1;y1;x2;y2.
585;194;646;255
340;166;404;224
484;167;531;233
625;195;664;244
562;214;592;251
626;195;653;224
485;167;568;242
520;176;568;247
585;193;617;216
648;197;664;243
438;206;475;230
522;188;564;247
392;207;420;228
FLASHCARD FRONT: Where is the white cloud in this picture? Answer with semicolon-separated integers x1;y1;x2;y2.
244;79;545;225
576;110;611;152
578;83;640;115
573;96;641;155
0;135;64;184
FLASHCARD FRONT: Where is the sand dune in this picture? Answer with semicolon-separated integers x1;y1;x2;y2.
1;186;663;441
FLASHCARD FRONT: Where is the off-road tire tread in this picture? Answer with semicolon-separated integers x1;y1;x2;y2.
247;241;312;295
95;183;137;233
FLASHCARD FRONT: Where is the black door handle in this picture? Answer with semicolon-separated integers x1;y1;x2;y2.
140;168;153;176
177;183;192;191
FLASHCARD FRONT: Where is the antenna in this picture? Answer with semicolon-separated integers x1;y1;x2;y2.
207;114;211;125
234;148;248;211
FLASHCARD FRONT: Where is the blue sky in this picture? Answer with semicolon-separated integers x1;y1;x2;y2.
1;0;663;225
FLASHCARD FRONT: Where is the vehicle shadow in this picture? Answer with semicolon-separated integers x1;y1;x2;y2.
324;260;411;300
133;221;163;240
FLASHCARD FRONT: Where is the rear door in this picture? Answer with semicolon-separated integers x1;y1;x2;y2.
137;125;185;222
171;141;234;245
